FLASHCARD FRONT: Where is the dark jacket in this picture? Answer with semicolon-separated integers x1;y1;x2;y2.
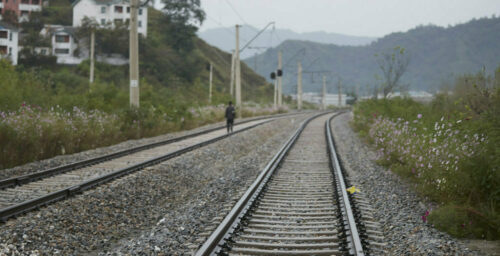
225;106;235;120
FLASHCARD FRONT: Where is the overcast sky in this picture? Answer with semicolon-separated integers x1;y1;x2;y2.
199;0;500;37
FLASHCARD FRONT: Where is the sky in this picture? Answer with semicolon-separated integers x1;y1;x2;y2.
199;0;500;37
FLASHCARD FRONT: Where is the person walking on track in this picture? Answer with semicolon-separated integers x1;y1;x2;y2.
225;101;235;133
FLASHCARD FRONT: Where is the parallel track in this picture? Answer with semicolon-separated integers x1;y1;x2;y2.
196;112;367;255
0;113;298;191
0;114;295;222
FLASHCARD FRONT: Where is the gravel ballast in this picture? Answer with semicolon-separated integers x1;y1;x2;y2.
0;114;310;255
331;112;483;256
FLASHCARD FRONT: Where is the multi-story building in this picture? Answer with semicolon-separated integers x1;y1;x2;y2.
0;0;43;22
72;0;147;37
40;25;81;64
0;21;18;65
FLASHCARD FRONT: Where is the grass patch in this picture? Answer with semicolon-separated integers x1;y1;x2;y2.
352;68;500;239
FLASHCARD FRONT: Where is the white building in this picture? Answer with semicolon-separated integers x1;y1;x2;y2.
0;21;19;65
72;0;147;37
293;92;348;107
41;25;82;64
359;91;434;102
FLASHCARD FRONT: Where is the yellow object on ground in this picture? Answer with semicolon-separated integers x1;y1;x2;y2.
347;186;360;194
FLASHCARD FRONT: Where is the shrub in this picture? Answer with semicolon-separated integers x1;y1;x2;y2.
352;68;500;239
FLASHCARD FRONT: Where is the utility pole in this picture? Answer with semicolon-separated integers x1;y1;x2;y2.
322;75;326;110
209;62;213;104
278;50;283;106
297;61;302;110
338;78;342;107
235;25;242;118
230;50;235;97
274;77;277;110
89;29;95;83
129;0;139;107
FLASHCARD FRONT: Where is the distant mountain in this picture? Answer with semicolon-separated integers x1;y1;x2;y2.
197;25;376;59
244;17;500;95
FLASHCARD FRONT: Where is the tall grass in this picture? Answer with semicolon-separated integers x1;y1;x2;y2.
0;60;280;169
352;68;500;239
0;103;280;170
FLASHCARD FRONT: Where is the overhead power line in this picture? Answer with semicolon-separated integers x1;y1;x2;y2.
224;0;248;25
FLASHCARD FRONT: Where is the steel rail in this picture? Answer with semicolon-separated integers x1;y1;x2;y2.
326;114;365;256
0;112;302;191
0;118;278;222
195;112;330;256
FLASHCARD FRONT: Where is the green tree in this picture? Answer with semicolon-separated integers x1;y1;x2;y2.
2;10;19;26
162;0;205;25
18;12;56;67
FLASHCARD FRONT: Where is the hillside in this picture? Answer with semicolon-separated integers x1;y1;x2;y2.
0;7;274;169
245;16;500;95
198;25;376;59
9;6;273;111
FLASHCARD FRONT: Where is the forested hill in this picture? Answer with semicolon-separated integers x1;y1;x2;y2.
245;16;500;95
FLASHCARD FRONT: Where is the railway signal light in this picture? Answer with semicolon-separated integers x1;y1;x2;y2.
270;72;276;80
277;69;283;77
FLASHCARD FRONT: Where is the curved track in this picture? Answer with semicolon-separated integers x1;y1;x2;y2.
196;113;368;255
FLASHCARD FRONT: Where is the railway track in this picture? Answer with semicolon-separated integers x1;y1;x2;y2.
0;114;293;222
196;113;384;255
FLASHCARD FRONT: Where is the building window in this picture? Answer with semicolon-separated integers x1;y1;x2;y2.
8;47;11;54
21;0;29;4
9;32;12;41
55;35;70;43
114;6;123;13
138;8;142;15
41;49;47;55
54;48;70;54
0;46;7;54
114;19;123;25
101;19;106;25
32;0;39;4
0;31;7;39
101;6;106;13
127;7;130;13
138;21;142;28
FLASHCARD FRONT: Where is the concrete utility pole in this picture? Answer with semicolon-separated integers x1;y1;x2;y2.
235;25;242;118
89;29;95;83
278;50;283;106
274;77;277;110
322;75;326;110
297;61;302;110
338;78;342;107
209;62;213;104
129;0;139;107
230;50;235;97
